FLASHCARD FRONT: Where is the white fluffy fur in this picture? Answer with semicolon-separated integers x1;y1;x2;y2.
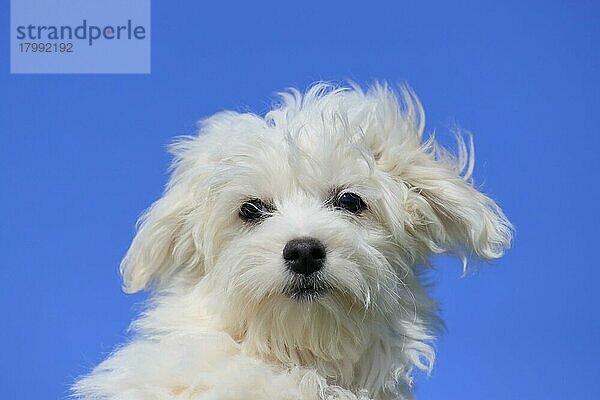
73;83;512;400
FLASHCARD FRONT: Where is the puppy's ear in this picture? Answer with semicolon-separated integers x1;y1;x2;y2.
120;184;198;293
119;133;207;294
119;111;266;293
364;85;511;265
403;136;513;265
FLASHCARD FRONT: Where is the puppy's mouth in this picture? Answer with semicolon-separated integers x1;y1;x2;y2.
284;276;329;302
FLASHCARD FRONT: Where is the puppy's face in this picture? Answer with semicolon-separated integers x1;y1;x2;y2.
119;85;511;373
202;127;401;309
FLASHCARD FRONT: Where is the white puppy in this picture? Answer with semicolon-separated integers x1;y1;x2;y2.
73;83;512;400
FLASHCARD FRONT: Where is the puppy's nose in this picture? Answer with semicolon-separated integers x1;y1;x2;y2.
283;237;326;276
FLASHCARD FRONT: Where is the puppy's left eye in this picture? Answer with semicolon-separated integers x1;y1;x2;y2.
335;192;366;213
239;199;271;221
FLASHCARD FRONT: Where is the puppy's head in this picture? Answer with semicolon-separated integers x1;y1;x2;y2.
120;83;512;387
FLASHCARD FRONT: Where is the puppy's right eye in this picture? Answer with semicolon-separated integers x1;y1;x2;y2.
239;199;270;221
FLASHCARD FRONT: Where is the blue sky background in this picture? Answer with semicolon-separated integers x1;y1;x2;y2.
1;1;599;399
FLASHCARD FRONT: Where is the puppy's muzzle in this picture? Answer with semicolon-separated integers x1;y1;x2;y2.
283;237;326;276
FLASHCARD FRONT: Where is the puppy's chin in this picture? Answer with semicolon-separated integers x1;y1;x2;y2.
284;274;330;302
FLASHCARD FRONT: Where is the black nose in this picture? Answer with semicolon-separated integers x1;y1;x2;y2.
283;237;326;276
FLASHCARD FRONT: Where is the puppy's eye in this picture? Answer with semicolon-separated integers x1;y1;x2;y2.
335;192;366;213
239;199;270;221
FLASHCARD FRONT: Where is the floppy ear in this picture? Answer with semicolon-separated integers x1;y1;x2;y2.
119;134;208;294
403;136;513;265
360;84;511;265
119;184;199;293
119;111;267;293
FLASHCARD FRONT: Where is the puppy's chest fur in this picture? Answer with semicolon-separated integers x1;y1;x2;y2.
132;285;422;400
